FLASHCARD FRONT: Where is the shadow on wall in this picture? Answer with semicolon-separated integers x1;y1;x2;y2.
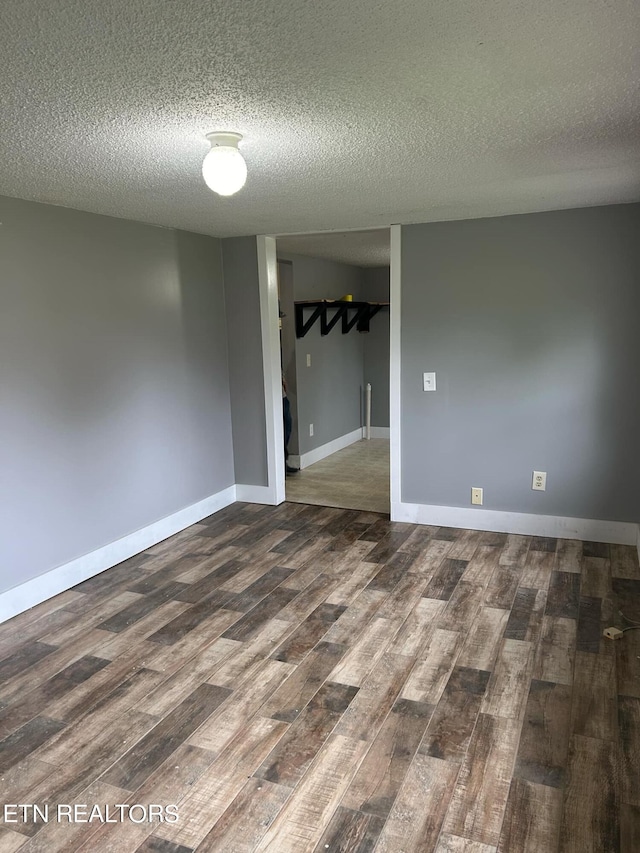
175;230;235;489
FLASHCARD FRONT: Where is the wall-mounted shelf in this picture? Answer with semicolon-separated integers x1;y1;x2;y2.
294;300;389;338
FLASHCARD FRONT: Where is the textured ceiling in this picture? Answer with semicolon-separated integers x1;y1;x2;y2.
1;0;639;238
277;229;389;267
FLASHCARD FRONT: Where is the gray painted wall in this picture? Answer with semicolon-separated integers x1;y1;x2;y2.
222;236;268;486
278;252;366;455
363;267;390;428
277;260;299;454
0;195;234;595
401;204;640;523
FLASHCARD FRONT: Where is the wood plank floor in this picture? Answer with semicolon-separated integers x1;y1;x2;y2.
285;439;390;514
0;501;638;852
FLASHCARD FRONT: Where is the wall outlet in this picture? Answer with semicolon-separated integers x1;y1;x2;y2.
306;353;311;367
309;423;314;437
532;471;547;491
471;487;483;506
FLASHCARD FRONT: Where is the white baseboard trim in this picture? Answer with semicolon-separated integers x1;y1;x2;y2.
393;500;638;545
0;485;237;625
235;484;279;504
298;428;363;470
361;426;390;439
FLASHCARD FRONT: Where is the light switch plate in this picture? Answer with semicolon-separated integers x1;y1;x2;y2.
423;372;436;391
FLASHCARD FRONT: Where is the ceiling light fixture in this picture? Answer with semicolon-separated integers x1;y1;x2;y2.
202;131;247;196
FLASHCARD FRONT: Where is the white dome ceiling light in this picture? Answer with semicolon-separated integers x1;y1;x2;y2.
202;131;247;196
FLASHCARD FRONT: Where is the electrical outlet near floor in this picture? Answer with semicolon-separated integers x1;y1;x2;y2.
471;487;483;505
532;471;547;491
309;423;314;437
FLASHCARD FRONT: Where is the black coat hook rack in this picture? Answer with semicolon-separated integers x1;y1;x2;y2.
294;300;388;338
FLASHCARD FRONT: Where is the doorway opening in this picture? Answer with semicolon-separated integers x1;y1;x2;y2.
275;228;391;514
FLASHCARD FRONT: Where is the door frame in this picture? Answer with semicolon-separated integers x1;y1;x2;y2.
389;223;401;520
256;225;401;518
256;235;286;505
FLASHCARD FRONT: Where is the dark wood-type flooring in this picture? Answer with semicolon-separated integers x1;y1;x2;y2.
1;501;639;852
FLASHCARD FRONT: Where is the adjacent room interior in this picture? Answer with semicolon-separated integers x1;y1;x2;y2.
277;229;391;514
1;0;640;851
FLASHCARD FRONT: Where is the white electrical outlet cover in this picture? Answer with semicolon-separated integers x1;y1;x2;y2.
471;487;483;505
532;471;547;491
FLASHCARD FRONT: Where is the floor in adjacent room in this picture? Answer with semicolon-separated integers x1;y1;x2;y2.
0;501;638;852
286;438;390;514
